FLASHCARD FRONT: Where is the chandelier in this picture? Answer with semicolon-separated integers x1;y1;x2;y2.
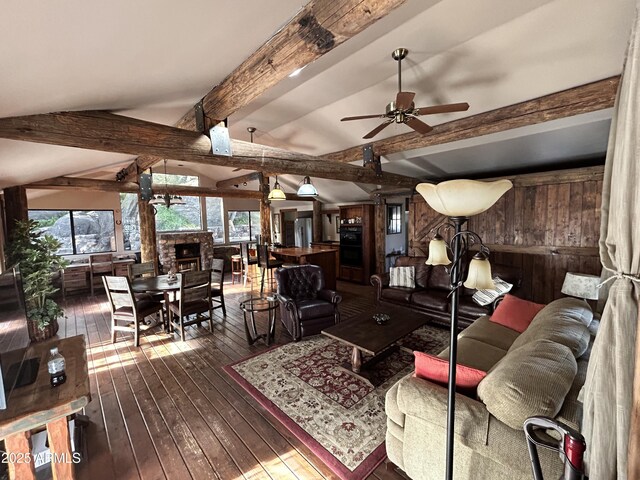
149;160;185;208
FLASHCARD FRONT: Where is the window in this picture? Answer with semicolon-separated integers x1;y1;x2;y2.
228;210;260;242
205;198;225;243
387;204;402;234
120;193;140;251
28;209;115;255
152;172;202;232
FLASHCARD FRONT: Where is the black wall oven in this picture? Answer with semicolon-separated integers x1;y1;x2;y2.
340;226;363;267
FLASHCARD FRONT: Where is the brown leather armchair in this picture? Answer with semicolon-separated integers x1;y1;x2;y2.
274;265;341;341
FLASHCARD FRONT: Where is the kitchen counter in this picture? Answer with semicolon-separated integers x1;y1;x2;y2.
269;247;339;290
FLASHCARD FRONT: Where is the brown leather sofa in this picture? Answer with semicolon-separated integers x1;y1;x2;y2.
275;265;342;341
370;256;523;329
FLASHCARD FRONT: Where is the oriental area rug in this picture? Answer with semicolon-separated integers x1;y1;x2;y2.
224;325;448;480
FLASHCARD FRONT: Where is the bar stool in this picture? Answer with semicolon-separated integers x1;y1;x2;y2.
231;255;242;284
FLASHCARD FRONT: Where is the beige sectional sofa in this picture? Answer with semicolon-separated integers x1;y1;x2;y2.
385;297;594;480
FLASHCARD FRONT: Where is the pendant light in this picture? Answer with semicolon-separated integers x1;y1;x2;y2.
268;175;286;201
297;176;318;197
149;160;185;207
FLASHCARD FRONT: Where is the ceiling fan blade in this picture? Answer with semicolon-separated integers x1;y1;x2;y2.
415;102;470;116
363;120;393;139
341;114;385;121
406;117;433;135
395;91;415;111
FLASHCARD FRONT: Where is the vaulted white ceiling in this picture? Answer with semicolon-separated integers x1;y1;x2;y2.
0;0;635;203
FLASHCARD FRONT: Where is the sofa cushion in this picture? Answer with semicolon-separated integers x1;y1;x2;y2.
295;299;335;320
457;297;489;318
472;276;514;306
477;339;577;430
509;297;592;358
395;256;430;289
427;265;451;290
459;315;521;352
439;337;509;372
381;287;419;303
411;290;449;312
415;351;487;395
490;294;545;333
389;266;415;288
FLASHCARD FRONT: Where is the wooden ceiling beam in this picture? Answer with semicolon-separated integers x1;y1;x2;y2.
0;111;417;188
215;171;262;189
119;0;407;181
24;176;315;201
176;0;408;130
326;76;620;163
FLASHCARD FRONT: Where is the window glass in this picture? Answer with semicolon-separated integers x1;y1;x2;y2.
228;211;250;242
155;196;202;232
28;210;115;255
28;210;73;255
205;197;225;244
387;204;402;234
228;210;260;242
152;173;199;186
120;193;140;251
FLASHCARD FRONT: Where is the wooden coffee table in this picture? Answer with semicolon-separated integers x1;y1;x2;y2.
321;305;431;385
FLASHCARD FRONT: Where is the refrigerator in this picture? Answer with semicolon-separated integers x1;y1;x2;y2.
294;218;313;248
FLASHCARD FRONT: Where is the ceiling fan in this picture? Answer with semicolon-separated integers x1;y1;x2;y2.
341;48;470;139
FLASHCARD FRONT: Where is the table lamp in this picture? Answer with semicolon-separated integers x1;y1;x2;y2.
561;272;600;301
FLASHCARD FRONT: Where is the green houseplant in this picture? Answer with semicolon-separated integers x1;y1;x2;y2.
5;219;68;342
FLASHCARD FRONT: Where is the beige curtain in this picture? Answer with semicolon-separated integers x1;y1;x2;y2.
582;6;640;479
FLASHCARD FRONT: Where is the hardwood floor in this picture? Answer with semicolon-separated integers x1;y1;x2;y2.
3;279;407;480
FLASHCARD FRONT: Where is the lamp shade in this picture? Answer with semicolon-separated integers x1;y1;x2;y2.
268;177;286;201
297;176;318;197
416;179;513;217
463;252;495;290
561;272;600;300
425;236;451;265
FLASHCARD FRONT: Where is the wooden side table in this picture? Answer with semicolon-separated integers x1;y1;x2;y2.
0;335;90;479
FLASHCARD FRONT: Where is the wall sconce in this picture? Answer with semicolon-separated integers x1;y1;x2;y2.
416;178;512;480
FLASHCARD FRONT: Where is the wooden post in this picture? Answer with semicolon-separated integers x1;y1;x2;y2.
312;201;322;243
4;431;35;480
3;186;28;242
259;175;272;244
374;196;386;274
137;191;157;266
47;416;75;480
628;308;640;480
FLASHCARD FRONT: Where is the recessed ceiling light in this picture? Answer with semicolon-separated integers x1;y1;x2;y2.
288;65;306;77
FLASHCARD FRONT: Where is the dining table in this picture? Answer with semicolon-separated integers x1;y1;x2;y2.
131;274;182;332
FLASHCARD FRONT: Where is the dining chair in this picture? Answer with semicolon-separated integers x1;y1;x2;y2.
240;242;258;287
167;270;213;341
257;244;283;293
102;276;164;347
127;261;157;279
89;253;114;296
209;258;226;316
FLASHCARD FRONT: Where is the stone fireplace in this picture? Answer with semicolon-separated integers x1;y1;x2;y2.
157;232;214;273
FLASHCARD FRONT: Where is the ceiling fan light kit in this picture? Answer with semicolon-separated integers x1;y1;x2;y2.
341;48;470;139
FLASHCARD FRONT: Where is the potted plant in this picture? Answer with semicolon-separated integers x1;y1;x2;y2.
5;219;68;342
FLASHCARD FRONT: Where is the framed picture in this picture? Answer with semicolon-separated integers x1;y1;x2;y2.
273;213;280;234
387;204;402;234
335;214;340;233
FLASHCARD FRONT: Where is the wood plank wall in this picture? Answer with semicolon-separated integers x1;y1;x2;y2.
408;166;604;305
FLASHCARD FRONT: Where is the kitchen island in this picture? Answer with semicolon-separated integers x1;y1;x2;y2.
269;246;339;290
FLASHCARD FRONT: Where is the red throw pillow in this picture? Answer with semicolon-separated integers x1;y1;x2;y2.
490;294;545;333
414;351;487;395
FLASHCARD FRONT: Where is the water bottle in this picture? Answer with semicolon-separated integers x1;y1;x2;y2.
48;347;66;387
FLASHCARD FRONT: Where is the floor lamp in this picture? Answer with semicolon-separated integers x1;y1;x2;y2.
415;179;513;480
